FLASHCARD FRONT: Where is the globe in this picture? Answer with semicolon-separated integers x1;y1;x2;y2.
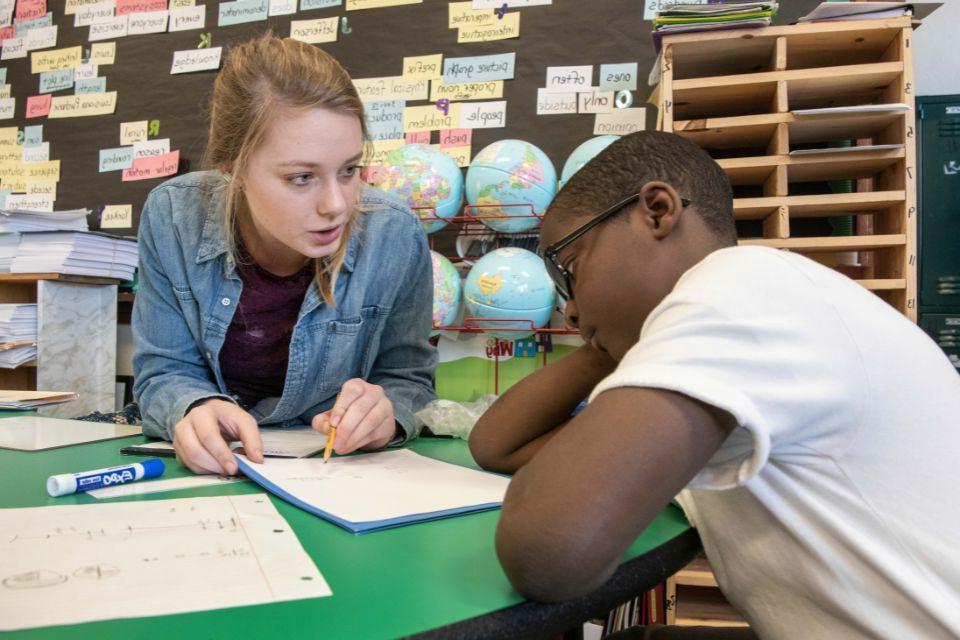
465;139;557;234
560;135;619;187
431;251;462;334
463;247;556;339
372;144;463;234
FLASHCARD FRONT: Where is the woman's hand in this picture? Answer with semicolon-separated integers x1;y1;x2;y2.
312;379;397;454
173;399;264;475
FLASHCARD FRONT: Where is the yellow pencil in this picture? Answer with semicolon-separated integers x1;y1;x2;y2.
323;426;337;464
323;394;341;463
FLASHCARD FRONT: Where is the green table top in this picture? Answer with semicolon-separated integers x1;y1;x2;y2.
0;432;691;639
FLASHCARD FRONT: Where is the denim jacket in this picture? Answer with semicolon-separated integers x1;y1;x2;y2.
132;171;437;441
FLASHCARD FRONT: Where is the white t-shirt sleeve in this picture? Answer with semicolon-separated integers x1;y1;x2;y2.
588;248;867;491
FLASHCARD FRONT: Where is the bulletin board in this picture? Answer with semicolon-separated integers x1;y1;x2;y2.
1;0;820;233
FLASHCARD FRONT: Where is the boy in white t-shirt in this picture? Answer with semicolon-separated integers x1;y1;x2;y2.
469;131;960;639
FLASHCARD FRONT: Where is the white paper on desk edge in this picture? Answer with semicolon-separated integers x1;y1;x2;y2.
129;427;328;458
88;474;246;499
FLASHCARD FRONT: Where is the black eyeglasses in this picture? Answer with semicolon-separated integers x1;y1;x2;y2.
542;192;691;300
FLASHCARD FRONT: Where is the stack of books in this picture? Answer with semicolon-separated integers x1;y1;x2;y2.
10;231;138;281
0;304;37;369
0;208;92;274
0;234;19;273
652;1;779;49
0;208;89;233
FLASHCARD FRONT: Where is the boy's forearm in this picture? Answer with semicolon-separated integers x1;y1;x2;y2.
468;345;617;473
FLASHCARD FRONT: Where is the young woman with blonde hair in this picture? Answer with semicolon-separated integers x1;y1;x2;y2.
132;34;436;475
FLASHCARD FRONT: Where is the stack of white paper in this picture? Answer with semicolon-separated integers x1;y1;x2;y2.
0;233;19;272
0;208;89;233
11;231;138;280
0;303;36;368
0;343;36;368
0;304;36;340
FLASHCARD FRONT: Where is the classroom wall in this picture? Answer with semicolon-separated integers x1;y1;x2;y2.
915;0;960;96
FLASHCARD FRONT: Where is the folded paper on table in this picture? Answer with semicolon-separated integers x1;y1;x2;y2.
235;448;509;533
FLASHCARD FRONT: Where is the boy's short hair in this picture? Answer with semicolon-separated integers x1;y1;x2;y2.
549;130;737;245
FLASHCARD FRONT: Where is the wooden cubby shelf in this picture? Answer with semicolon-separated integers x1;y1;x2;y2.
659;17;917;320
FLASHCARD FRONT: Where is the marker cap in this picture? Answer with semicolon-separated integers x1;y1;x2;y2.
141;458;166;479
46;473;77;498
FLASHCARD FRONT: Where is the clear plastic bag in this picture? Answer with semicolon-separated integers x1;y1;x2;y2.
415;395;498;440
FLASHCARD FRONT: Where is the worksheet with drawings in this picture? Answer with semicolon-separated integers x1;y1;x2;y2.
236;448;510;533
0;494;330;631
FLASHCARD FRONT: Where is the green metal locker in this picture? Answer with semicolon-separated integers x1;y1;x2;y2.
918;95;960;311
918;96;960;369
919;314;960;371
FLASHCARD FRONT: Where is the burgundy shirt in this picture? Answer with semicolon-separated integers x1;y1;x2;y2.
219;255;313;407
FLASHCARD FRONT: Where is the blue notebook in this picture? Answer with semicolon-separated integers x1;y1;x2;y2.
235;449;509;534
